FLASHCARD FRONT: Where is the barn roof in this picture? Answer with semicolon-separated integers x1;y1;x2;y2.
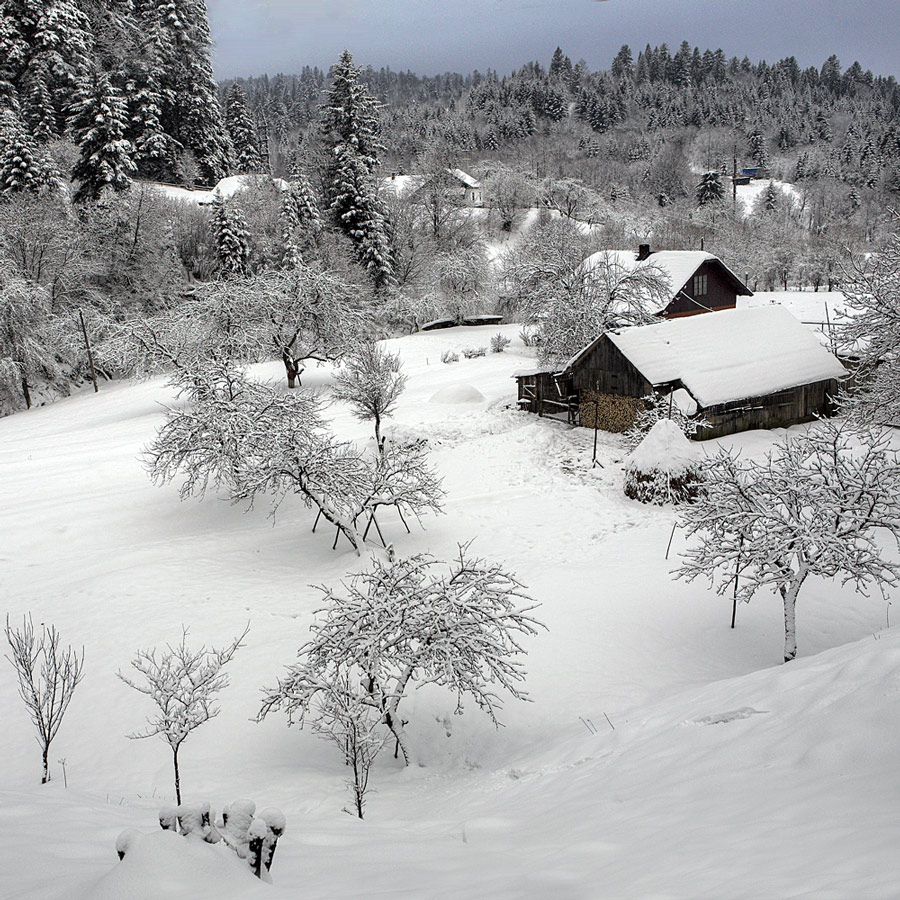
603;306;847;408
580;249;752;312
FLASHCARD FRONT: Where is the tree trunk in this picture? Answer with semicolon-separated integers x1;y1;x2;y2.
282;352;301;389
41;743;50;784
21;376;31;410
382;710;410;765
374;413;382;454
780;582;800;662
173;746;182;805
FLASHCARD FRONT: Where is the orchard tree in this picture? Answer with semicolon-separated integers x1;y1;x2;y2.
118;625;249;804
5;615;84;784
258;547;544;765
146;361;443;555
841;222;900;424
331;340;407;452
674;420;900;662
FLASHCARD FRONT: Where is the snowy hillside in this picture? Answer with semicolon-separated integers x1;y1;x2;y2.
1;325;898;898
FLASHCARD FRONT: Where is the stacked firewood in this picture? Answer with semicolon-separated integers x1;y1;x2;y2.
579;391;644;433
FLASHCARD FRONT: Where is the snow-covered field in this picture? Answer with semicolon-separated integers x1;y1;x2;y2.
2;324;898;899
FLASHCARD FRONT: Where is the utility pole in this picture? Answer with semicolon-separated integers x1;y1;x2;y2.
79;310;98;394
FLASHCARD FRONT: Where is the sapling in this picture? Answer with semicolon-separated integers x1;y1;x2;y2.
5;615;84;784
118;625;249;803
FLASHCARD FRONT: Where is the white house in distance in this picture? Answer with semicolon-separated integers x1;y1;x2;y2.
447;168;484;206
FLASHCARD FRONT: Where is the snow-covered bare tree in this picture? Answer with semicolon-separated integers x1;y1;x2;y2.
309;669;388;819
5;614;84;784
118;625;249;804
522;250;669;366
674;420;900;662
258;546;543;765
145;362;443;554
0;263;61;410
332;339;406;452
841;220;900;424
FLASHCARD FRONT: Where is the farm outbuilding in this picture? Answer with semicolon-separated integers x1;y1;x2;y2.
581;247;752;319
516;306;848;439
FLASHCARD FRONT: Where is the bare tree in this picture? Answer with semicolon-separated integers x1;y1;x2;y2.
118;625;249;804
258;546;544;765
674;420;900;661
331;340;407;452
5;615;85;784
310;670;388;819
146;362;443;554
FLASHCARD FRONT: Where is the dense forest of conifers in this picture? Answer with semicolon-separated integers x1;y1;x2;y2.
2;0;899;415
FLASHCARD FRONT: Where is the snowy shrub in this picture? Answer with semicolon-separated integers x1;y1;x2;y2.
440;349;459;364
623;391;708;450
221;801;285;879
490;333;511;353
624;419;704;506
259;545;544;768
158;803;221;843
462;346;487;358
518;326;541;347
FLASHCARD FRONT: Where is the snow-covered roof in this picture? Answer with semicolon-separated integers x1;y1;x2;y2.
581;249;751;312
381;174;427;197
144;174;288;206
606;306;847;408
448;168;481;189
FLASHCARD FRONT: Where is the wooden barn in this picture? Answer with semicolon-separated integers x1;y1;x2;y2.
517;306;847;439
581;246;752;319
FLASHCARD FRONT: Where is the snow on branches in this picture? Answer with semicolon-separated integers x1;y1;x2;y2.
841;220;900;425
258;546;544;767
118;625;249;804
674;420;900;662
145;361;443;554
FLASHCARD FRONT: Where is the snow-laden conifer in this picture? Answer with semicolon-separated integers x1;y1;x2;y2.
210;196;251;276
69;70;136;202
225;83;262;174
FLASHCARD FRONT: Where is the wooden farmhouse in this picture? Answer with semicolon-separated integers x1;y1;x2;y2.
516;306;847;439
581;246;752;319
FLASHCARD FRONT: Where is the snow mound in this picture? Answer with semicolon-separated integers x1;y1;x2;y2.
87;830;263;900
626;419;699;475
429;384;486;404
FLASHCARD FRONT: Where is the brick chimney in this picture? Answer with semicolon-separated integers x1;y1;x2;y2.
637;243;651;261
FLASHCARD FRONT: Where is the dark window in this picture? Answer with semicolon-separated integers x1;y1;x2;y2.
693;274;708;296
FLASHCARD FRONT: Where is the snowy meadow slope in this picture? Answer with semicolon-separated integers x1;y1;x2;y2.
1;325;898;899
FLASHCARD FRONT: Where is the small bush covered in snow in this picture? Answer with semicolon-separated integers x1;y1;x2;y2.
462;346;487;358
440;349;459;364
490;333;511;353
624;419;704;505
623;391;707;451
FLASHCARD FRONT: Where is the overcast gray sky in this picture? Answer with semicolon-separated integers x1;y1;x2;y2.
207;1;899;79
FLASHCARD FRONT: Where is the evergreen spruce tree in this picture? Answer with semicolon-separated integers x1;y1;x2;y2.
278;165;322;268
319;50;394;288
0;132;41;193
696;170;724;206
748;127;770;168
23;71;56;142
69;70;136;202
225;83;262;173
127;18;181;180
211;196;250;276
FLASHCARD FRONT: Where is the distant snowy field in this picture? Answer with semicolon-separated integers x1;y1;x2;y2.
2;324;899;899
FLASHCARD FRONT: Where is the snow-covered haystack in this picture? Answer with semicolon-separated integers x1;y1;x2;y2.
429;383;485;404
624;418;704;505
